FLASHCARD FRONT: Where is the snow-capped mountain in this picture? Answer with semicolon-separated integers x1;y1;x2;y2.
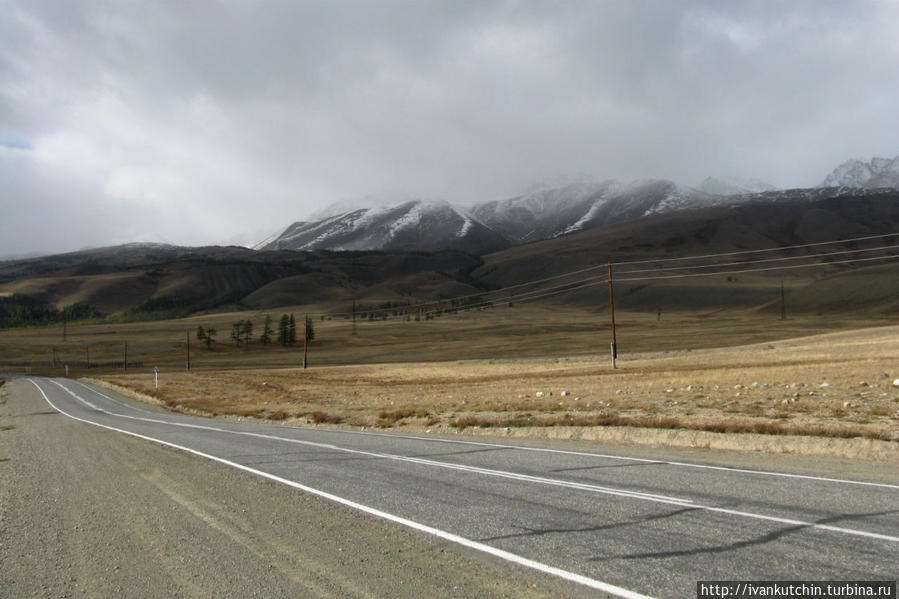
471;179;721;243
819;156;899;189
267;181;726;253
696;176;776;196
264;155;897;255
469;181;618;243
262;200;509;254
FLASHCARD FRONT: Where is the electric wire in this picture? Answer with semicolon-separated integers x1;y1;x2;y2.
613;242;899;275
319;231;899;321
615;253;899;283
609;231;899;266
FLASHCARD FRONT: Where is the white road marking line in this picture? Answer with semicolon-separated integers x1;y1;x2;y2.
49;380;692;503
73;379;899;491
337;429;899;490
45;378;899;544
30;378;654;599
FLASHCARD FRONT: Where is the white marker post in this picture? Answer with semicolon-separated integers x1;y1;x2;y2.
153;366;159;393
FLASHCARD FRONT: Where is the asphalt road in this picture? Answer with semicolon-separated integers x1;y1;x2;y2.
2;377;897;598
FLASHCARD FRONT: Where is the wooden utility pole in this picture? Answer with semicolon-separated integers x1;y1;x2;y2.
303;314;309;369
780;280;787;321
608;262;618;369
186;330;191;371
352;300;357;335
123;342;128;374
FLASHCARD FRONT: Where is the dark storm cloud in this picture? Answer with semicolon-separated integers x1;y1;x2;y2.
1;1;897;256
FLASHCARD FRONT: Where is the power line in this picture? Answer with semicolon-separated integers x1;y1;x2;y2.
321;231;899;320
610;231;899;266
615;253;899;283
614;242;899;275
325;260;613;319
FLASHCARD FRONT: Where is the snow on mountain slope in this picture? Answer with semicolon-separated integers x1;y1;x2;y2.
697;176;776;196
472;179;720;242
263;200;509;254
470;181;619;242
819;156;899;189
264;155;898;255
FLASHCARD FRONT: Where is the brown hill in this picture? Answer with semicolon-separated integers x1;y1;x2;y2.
472;191;899;314
2;192;898;326
0;245;485;323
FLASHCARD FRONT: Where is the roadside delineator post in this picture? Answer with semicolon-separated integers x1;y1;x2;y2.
154;366;159;392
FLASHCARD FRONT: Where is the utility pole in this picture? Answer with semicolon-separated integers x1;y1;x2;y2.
780;280;787;321
608;262;618;369
186;330;191;371
352;300;357;335
63;313;67;342
123;342;128;374
303;314;309;369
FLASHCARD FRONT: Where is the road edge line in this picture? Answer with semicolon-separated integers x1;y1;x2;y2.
29;378;655;599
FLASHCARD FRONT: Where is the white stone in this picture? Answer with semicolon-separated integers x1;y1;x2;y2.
561;390;571;396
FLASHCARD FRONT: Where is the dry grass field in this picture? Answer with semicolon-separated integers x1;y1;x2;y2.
3;302;898;457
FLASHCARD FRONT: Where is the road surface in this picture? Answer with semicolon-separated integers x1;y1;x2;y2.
1;377;896;598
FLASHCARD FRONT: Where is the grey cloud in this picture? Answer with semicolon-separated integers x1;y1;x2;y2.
1;0;897;256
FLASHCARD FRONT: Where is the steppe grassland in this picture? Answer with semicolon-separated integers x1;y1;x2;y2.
3;299;897;444
2;300;891;372
92;318;899;443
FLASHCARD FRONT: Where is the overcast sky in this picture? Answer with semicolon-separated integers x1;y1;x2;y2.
2;1;898;257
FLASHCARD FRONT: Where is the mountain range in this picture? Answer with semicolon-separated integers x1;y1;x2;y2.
264;155;899;254
2;154;898;327
3;187;898;326
818;156;899;189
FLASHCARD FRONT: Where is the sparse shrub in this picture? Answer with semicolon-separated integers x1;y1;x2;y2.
377;407;429;424
308;411;343;424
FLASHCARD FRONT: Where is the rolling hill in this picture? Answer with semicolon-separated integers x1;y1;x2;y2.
2;188;898;326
